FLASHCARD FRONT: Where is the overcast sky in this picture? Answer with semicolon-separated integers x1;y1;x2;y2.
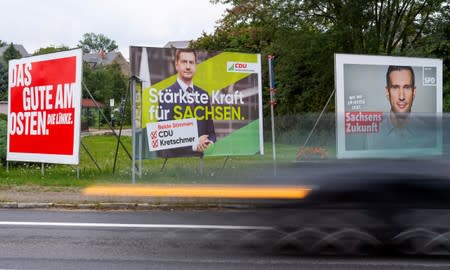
1;0;228;59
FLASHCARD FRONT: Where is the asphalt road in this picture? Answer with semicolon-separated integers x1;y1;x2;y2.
0;209;449;270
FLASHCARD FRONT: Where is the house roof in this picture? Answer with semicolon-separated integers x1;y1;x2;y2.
83;50;131;76
0;101;7;115
82;98;104;108
164;40;190;48
83;51;125;65
0;44;30;57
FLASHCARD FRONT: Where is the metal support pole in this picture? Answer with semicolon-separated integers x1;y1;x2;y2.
160;158;168;173
81;141;101;171
138;131;142;177
131;78;137;184
82;81;133;160
303;89;335;147
268;55;277;176
113;79;131;175
220;156;230;175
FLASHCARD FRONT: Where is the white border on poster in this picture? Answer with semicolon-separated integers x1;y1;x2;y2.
335;53;443;159
6;49;83;165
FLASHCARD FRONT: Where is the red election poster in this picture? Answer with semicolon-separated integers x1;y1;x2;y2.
7;49;82;164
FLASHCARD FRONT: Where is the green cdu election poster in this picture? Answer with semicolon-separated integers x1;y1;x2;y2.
130;47;263;159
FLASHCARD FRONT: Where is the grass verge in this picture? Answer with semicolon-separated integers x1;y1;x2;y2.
0;135;308;187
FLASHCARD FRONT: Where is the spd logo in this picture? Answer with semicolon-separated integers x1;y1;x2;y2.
423;66;437;86
227;62;258;73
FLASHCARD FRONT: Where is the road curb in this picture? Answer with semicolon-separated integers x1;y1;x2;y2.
18;202;53;209
0;202;18;208
0;201;253;210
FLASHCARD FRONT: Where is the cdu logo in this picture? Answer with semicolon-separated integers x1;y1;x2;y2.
227;62;258;73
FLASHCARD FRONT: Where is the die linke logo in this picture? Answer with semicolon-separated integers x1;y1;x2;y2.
227;62;258;73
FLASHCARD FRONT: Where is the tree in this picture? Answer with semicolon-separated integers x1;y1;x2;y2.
83;63;129;125
298;0;446;55
193;0;333;115
0;62;7;101
0;43;22;101
405;4;450;110
209;0;446;54
33;45;70;55
0;113;6;164
78;33;118;54
197;0;449;115
192;0;280;53
2;43;22;63
0;40;6;47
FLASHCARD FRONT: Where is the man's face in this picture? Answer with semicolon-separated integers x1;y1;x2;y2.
385;70;416;113
175;52;196;83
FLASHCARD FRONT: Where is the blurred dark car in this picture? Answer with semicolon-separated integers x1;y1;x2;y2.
239;114;450;255
242;158;450;256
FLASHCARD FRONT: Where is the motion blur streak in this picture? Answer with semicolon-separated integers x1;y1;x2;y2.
83;184;311;199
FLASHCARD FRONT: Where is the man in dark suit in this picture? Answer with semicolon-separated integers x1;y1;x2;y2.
158;48;216;158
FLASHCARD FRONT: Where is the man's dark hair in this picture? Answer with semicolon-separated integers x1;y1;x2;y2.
175;48;197;63
386;65;415;87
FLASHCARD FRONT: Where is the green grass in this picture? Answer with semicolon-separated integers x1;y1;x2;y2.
0;134;310;187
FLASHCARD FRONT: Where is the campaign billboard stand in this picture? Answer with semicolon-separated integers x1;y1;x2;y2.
129;46;264;182
335;54;443;159
82;81;133;173
7;49;83;166
112;78;133;175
